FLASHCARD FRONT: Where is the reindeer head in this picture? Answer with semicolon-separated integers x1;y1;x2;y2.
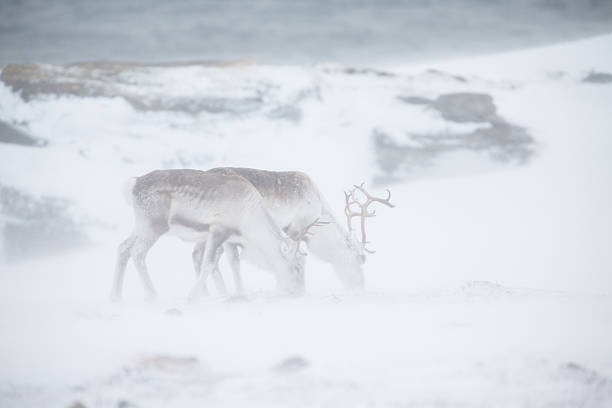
287;183;394;291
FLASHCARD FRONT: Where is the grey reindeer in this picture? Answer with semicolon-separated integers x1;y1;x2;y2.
111;169;305;302
193;167;394;295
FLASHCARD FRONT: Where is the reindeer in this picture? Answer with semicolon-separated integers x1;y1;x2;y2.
193;168;394;294
110;169;305;302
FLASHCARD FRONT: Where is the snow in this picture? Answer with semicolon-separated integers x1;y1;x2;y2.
1;34;612;406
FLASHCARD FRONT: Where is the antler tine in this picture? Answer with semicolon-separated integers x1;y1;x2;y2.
304;218;330;235
293;217;331;256
343;190;352;206
345;182;395;253
383;189;393;206
352;183;395;208
297;217;331;241
344;188;362;232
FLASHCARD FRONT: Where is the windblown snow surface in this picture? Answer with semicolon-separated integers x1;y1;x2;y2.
0;34;612;407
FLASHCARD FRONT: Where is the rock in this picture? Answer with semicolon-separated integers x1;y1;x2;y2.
0;62;267;115
432;93;497;123
374;121;534;182
397;95;431;105
116;399;134;408
273;356;309;373
0;121;46;147
377;92;535;182
582;71;612;84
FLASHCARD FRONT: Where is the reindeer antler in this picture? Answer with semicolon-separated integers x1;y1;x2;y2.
344;182;395;253
295;218;330;255
344;188;362;231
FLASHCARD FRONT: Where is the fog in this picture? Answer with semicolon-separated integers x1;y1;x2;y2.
1;1;612;407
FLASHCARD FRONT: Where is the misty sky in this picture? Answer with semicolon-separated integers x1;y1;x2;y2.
1;0;611;65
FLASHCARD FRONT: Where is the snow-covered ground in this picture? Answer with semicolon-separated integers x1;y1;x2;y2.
1;34;612;406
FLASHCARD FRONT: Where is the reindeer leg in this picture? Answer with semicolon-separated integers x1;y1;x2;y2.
188;228;230;302
227;244;244;296
210;245;228;296
193;241;227;296
192;241;206;279
131;235;161;302
110;235;136;302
